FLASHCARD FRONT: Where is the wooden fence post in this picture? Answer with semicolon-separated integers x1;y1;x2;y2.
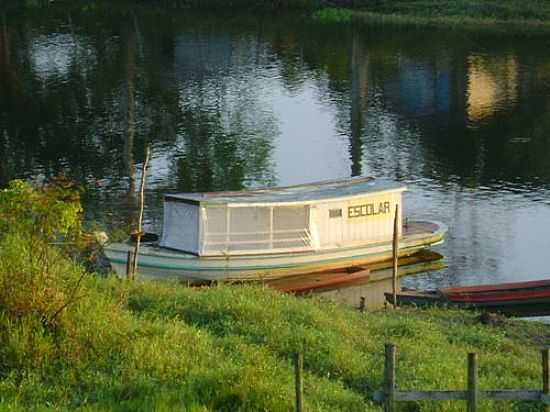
359;296;366;312
295;352;304;412
125;250;133;280
384;344;396;412
467;353;478;412
543;348;549;411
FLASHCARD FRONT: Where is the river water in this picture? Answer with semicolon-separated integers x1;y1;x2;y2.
2;3;550;289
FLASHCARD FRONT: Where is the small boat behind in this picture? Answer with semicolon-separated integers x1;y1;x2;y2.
386;279;550;317
267;267;371;295
105;177;447;282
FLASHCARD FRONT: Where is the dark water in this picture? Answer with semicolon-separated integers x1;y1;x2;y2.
2;3;550;289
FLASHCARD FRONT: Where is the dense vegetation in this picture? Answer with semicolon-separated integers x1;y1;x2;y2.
0;180;549;411
7;0;550;20
315;1;550;34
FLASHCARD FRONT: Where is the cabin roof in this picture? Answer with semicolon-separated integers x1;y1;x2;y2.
164;177;407;206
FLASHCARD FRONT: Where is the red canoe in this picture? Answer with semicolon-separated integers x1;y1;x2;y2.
385;278;550;317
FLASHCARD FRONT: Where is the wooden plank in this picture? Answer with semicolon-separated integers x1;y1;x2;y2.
391;390;542;402
395;390;466;401
480;390;541;401
467;353;478;412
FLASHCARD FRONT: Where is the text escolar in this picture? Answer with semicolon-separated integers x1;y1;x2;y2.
348;201;391;218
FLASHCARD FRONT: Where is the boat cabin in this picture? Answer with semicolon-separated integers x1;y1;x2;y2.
160;178;406;256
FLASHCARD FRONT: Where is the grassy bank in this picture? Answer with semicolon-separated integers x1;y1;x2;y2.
1;181;550;411
3;276;550;411
314;0;550;34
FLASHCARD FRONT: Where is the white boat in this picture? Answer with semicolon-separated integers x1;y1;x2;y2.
104;177;447;281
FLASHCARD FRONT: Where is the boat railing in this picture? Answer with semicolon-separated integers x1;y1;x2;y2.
206;228;307;236
203;228;312;251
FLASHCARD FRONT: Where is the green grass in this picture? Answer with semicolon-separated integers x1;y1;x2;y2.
315;1;550;35
2;258;550;411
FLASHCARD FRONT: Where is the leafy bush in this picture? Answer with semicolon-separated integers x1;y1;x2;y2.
0;178;84;329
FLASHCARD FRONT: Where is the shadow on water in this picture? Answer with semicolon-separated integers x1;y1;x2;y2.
2;2;550;287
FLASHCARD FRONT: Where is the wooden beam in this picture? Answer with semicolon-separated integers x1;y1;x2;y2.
481;390;541;401
395;390;466;401
391;390;543;402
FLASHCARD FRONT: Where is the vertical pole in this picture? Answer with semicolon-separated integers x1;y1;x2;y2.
542;348;549;411
467;353;478;412
384;344;396;412
125;250;133;280
131;147;150;280
359;296;366;312
392;204;399;309
295;352;303;412
269;206;274;250
225;206;231;252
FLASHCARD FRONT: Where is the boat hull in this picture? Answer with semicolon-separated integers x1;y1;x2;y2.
104;220;446;282
386;278;550;317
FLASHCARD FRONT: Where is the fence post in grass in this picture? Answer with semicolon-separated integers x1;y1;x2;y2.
294;352;304;412
359;296;366;312
384;344;396;412
125;250;133;280
542;348;549;411
392;205;399;309
467;353;478;412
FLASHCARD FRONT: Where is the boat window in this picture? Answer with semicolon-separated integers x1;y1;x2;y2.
202;205;312;255
329;208;342;218
228;207;271;251
273;206;311;249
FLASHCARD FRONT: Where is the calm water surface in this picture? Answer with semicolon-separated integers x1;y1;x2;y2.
2;3;550;289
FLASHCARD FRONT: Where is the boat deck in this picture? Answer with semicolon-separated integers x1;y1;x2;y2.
403;221;439;236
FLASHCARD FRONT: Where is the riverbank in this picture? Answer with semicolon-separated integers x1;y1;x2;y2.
0;181;548;411
2;275;550;410
314;1;550;34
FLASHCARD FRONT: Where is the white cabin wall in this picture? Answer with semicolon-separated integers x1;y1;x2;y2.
160;202;200;254
313;190;404;249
